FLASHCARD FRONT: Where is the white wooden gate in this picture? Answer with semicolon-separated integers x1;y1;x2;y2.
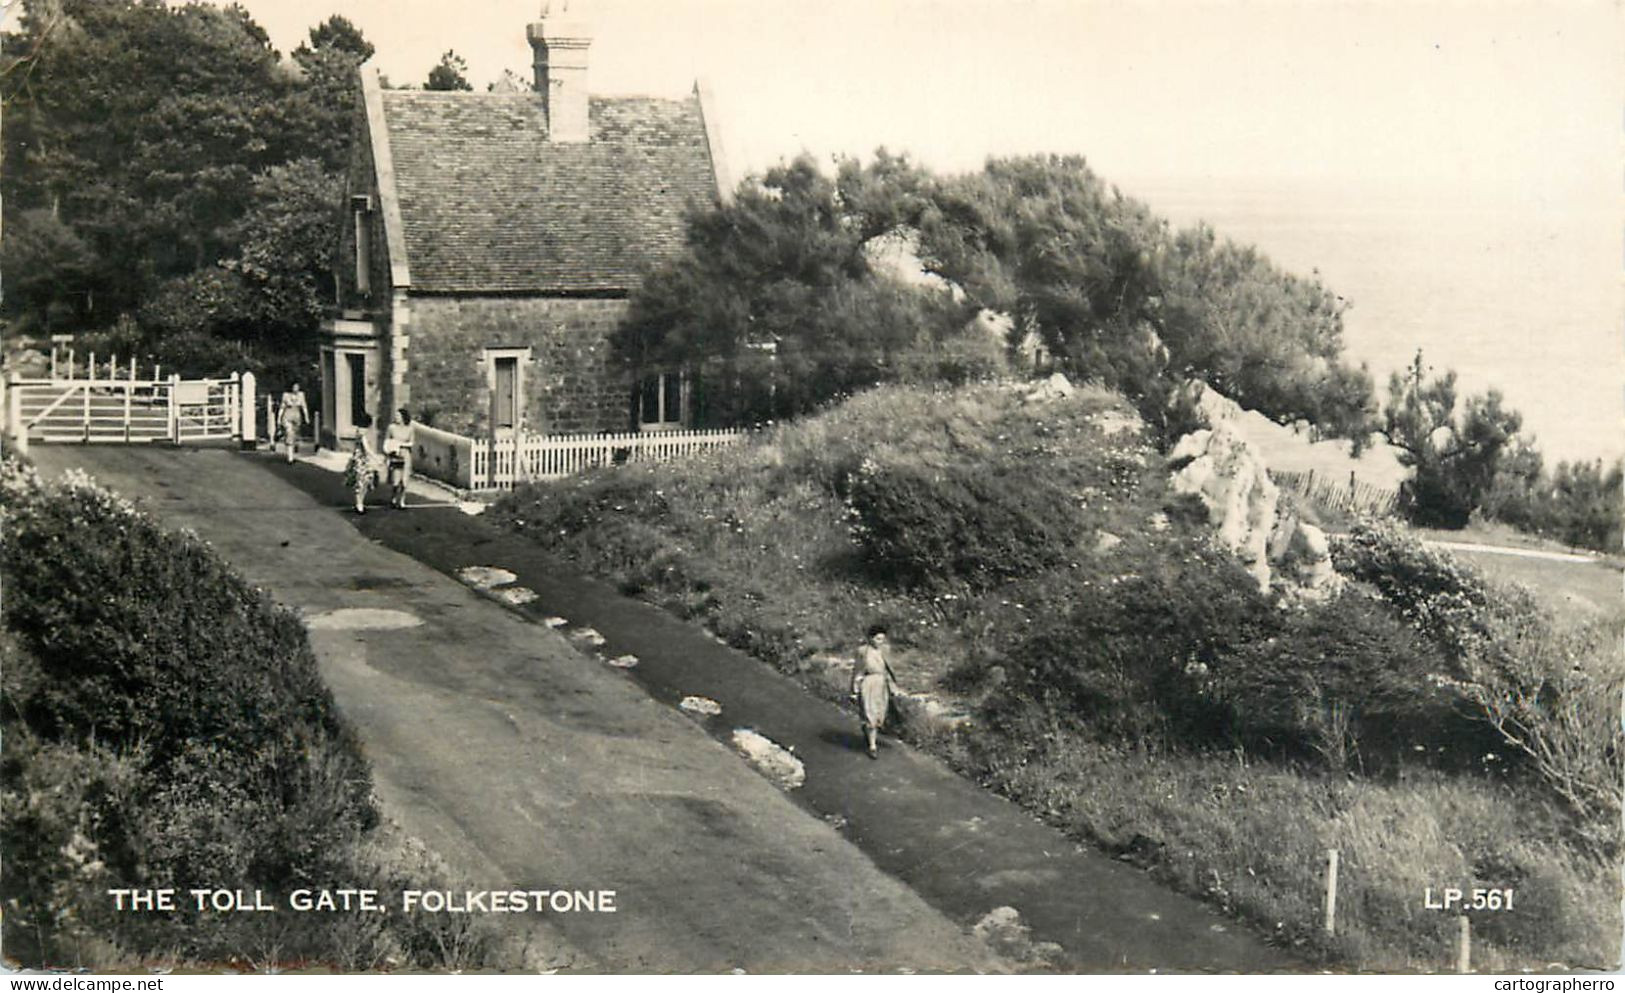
4;365;255;452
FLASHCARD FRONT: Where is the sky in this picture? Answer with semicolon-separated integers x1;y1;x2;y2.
175;1;1625;461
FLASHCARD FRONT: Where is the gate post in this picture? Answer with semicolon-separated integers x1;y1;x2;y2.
239;371;256;447
167;374;181;444
6;375;25;455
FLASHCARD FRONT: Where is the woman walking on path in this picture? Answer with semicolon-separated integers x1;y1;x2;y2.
383;408;414;509
344;412;384;514
277;383;309;463
850;625;900;759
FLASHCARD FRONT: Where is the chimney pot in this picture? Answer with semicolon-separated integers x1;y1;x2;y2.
527;18;593;142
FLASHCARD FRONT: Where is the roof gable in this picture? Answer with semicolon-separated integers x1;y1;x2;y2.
376;89;719;294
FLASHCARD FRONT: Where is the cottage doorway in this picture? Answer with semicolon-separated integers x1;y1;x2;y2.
492;356;518;430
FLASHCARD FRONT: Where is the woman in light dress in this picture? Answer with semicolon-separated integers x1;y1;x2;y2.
343;411;384;514
849;625;900;759
383;408;414;509
277;383;309;463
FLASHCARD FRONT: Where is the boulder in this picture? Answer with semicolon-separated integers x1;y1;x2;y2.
1024;371;1075;403
1168;422;1279;590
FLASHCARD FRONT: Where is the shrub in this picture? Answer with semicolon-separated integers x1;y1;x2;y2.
1332;520;1624;848
0;459;385;967
845;456;1082;590
985;538;1278;747
1215;590;1493;772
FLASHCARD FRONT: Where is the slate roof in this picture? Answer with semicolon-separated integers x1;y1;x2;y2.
378;91;718;294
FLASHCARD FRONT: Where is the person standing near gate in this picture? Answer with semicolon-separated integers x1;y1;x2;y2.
383;408;414;509
278;382;309;463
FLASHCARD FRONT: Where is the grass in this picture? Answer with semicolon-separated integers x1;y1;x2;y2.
489;381;1621;972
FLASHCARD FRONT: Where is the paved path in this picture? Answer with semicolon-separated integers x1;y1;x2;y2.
31;445;1298;973
1421;539;1599;564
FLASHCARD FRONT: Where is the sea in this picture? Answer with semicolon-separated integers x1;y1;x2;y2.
1123;176;1622;468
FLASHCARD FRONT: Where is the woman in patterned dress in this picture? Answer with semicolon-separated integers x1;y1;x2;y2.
343;411;383;514
849;625;900;759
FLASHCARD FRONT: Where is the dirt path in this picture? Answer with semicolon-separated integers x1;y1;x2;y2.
30;445;1299;973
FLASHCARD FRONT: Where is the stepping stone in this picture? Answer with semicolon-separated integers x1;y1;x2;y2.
495;587;538;605
605;654;639;669
729;729;805;791
542;616;569;628
678;695;722;717
569;627;606;647
457;566;517;590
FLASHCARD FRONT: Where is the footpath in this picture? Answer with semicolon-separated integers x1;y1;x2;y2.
29;444;1298;973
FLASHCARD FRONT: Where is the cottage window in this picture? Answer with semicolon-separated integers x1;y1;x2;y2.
637;372;684;430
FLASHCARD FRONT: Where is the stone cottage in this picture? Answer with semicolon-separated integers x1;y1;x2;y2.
318;12;731;446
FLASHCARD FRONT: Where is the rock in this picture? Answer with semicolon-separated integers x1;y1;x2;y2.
1093;409;1142;437
568;627;606;647
729;729;805;790
495;587;538;605
1094;530;1123;553
678;695;722;717
1281;521;1343;600
1024;372;1075;403
1167;422;1279;590
457;566;517;590
972;906;1064;967
542;616;569;628
894;692;973;733
605;654;639;669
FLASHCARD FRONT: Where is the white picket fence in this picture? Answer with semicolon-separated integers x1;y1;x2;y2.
426;427;745;490
4;356;255;451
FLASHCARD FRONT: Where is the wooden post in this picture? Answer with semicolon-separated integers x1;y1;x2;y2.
66;348;75;380
129;356;136;382
123;382;133;443
239;371;256;446
1457;916;1470;973
8;375;26;455
167;374;181;444
50;348;58;380
1323;849;1338;935
81;380;90;442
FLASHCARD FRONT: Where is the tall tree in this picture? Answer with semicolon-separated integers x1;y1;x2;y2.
1382;350;1525;527
2;0;287;317
424;49;472;91
282;14;374;171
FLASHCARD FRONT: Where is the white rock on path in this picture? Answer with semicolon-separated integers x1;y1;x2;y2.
605;654;639;669
729;729;806;791
457;566;518;590
495;587;539;606
569;627;607;647
679;695;722;717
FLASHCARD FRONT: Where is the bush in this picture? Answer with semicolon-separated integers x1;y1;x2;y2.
1332;520;1624;848
845;456;1082;591
985;538;1278;747
0;459;383;967
1215;590;1493;772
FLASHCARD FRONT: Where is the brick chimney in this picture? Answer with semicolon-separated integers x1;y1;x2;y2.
527;6;592;143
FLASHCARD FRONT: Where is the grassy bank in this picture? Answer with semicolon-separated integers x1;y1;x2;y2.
490;381;1620;971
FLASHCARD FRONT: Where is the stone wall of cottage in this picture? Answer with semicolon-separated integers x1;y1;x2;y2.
403;296;634;436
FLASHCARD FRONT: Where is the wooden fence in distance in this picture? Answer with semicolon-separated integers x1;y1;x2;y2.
1272;467;1399;517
